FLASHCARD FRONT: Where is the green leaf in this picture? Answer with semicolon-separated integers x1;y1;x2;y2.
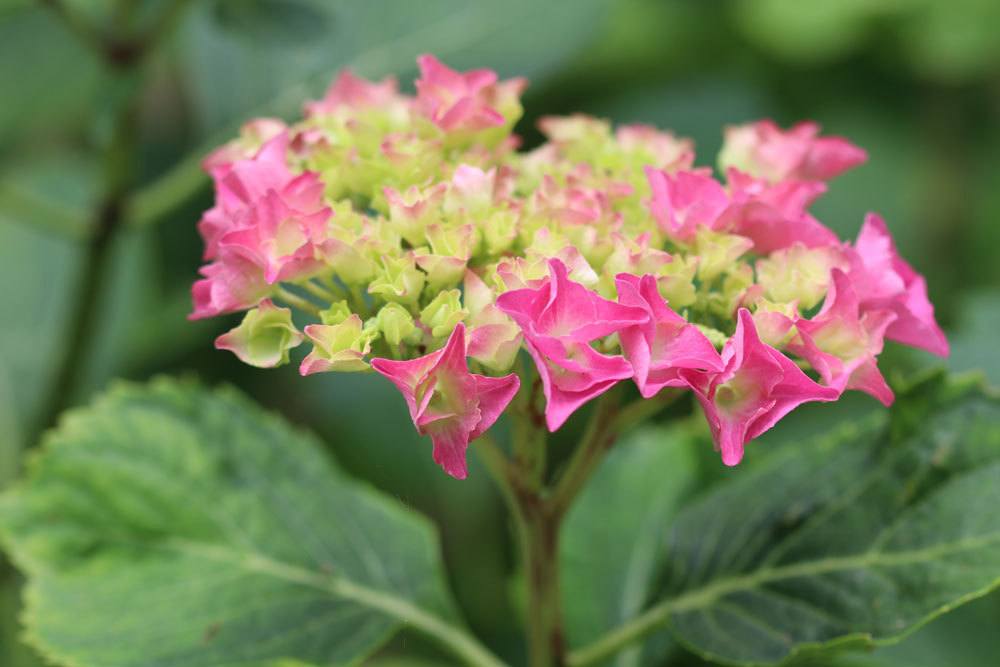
0;378;495;667
571;378;1000;666
561;425;700;666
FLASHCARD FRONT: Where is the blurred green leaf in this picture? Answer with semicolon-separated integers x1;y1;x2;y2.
210;0;331;44
561;425;699;666
584;77;772;163
0;7;104;148
730;0;886;65
897;0;1000;82
949;291;1000;387
0;378;469;667
576;376;1000;666
179;0;610;133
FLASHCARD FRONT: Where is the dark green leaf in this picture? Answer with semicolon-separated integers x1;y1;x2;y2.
575;378;1000;666
659;379;1000;664
0;379;470;667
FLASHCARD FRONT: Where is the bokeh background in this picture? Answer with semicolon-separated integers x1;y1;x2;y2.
2;0;999;665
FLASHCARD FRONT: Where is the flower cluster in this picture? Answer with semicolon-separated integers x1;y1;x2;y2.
191;55;948;478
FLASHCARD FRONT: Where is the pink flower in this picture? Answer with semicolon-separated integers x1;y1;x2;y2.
371;324;520;479
218;174;332;284
725;169;838;254
615;274;724;398
415;55;525;132
202;118;288;176
496;259;647;430
531;175;618;228
683;309;839;465
719;120;867;184
645;167;730;241
190;252;271;320
304;70;401;117
198;132;300;260
788;269;896;405
846;213;949;357
615;124;694;171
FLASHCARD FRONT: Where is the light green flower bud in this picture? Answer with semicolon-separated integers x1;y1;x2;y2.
300;315;374;374
368;255;426;306
376;303;419;346
215;300;303;368
694;228;754;283
419;290;468;339
756;243;847;310
320;300;354;325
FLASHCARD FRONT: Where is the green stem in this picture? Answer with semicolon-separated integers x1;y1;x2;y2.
301;278;339;304
275;286;322;316
547;388;622;521
512;360;546;489
518;495;565;667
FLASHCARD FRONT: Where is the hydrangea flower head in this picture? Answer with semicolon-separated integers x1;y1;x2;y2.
190;56;947;475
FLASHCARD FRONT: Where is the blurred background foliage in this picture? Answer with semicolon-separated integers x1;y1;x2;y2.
1;0;998;665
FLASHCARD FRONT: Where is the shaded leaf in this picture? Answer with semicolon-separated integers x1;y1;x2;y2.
178;0;610;133
0;7;104;147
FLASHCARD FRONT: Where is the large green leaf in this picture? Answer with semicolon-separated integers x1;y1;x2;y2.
0;378;479;667
0;7;104;148
571;375;1000;666
561;425;700;666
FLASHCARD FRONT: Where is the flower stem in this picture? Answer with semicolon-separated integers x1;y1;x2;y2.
275;286;322;316
301;278;339;303
518;496;565;667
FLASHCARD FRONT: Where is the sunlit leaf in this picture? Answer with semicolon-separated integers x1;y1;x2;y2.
0;379;467;667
